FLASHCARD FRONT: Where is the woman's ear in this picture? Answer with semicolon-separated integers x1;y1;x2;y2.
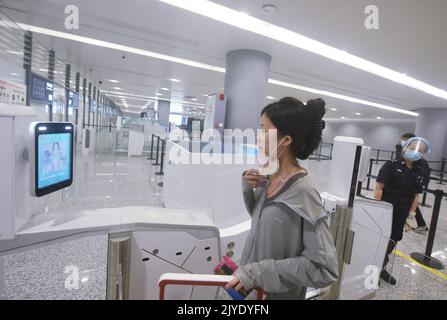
284;135;293;147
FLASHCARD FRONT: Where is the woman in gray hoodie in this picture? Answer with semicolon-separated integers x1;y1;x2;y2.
225;97;339;300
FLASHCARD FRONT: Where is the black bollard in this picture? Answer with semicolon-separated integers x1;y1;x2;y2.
364;158;374;191
147;134;155;160
153;136;160;166
419;168;432;208
156;139;165;176
437;158;446;185
410;189;445;270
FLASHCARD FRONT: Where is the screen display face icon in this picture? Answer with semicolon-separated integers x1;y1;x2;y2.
37;133;71;189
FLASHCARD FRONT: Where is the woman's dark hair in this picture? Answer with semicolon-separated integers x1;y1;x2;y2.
261;97;326;160
402;133;416;140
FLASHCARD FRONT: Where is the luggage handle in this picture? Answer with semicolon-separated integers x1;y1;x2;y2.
158;273;265;300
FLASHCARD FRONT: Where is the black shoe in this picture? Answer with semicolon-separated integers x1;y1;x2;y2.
412;226;429;234
380;270;397;285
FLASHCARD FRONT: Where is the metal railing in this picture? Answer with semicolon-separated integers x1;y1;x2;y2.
310;142;333;161
148;134;167;187
363;157;447;208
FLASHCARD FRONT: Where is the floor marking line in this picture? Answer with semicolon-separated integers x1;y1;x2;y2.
394;249;447;281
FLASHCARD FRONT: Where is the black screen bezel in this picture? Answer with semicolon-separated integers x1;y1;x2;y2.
34;122;74;197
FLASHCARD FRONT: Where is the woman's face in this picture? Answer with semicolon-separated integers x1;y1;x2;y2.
408;141;426;154
259;113;279;155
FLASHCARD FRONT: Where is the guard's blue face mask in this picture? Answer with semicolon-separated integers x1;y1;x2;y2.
400;140;407;147
403;150;422;162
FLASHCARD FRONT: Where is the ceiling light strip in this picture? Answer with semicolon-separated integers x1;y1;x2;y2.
18;22;416;117
16;23;226;73
158;0;447;100
268;79;418;117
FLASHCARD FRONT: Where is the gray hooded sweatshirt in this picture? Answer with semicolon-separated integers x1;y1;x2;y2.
234;172;339;300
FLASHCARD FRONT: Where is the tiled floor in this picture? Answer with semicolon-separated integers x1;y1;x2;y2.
1;235;108;300
1;147;446;300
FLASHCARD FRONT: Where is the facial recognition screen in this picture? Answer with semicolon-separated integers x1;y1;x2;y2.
32;122;74;197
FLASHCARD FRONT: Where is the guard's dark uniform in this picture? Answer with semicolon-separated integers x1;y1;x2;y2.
376;160;427;267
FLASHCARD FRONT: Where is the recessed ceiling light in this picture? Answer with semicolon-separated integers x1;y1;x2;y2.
355;112;361;116
156;93;163;96
109;79;120;83
376;116;382;119
262;4;277;15
158;0;447;101
331;108;337;111
170;78;181;83
9;72;19;76
340;116;346;119
113;87;121;90
266;96;276;100
39;68;48;72
191;98;198;101
160;87;170;91
203;94;208;97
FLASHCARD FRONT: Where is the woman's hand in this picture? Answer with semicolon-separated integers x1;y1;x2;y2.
225;275;245;292
243;169;265;188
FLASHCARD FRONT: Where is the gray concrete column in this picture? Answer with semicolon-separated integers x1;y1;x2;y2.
415;108;447;163
157;100;171;127
224;50;271;130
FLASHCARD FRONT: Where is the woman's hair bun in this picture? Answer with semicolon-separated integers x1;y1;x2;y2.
306;98;326;119
293;98;326;160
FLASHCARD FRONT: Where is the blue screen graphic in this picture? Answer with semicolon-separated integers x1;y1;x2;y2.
37;133;71;189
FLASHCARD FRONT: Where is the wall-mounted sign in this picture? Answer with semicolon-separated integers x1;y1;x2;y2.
203;93;227;136
91;100;97;113
0;78;26;105
31;73;53;104
68;91;79;108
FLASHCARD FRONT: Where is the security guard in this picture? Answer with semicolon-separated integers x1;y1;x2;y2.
375;137;430;285
397;133;430;232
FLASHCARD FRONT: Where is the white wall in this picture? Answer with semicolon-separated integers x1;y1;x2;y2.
323;119;416;151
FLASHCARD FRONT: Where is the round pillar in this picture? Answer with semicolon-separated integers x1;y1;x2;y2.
157;100;171;127
415;108;447;163
224;50;271;130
